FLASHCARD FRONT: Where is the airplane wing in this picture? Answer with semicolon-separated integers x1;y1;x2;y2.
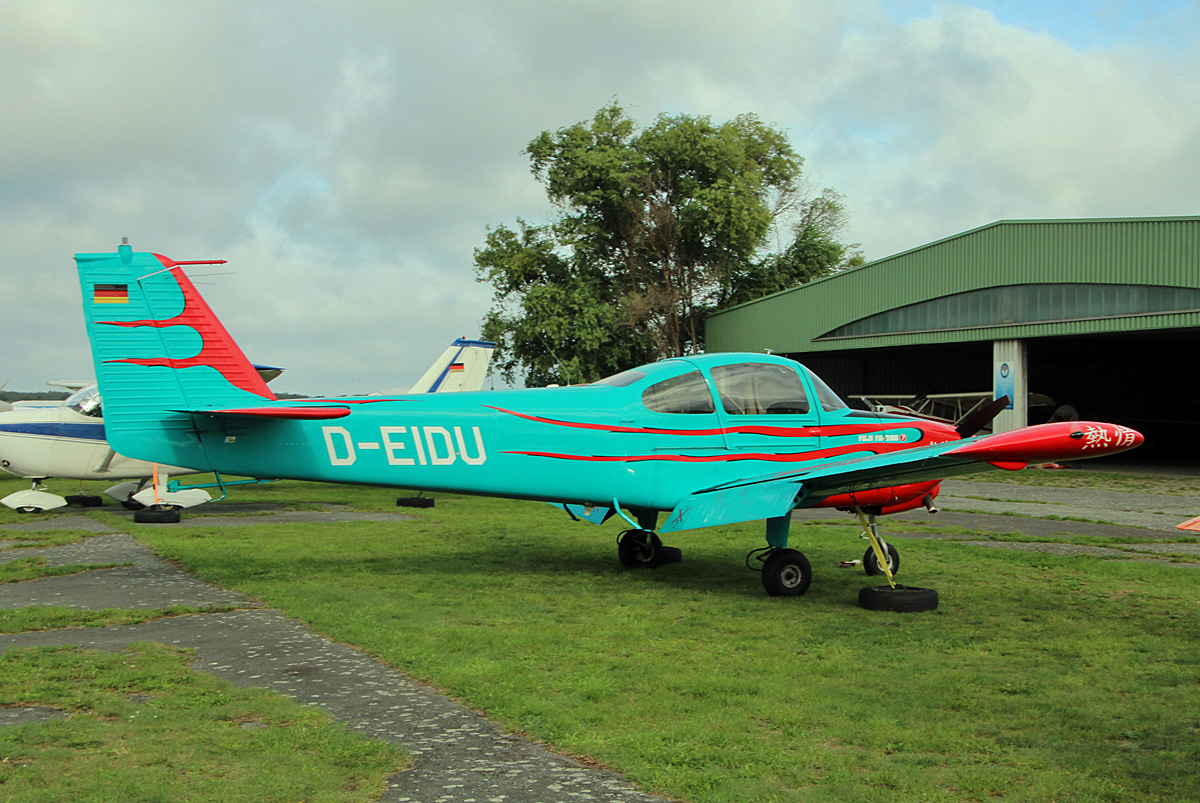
47;379;93;391
660;421;1142;533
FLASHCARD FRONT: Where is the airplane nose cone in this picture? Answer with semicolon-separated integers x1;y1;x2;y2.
1073;423;1143;454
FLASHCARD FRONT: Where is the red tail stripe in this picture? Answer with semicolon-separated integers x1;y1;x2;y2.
100;265;274;400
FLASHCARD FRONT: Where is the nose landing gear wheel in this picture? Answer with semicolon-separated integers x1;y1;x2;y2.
862;542;900;576
761;548;812;597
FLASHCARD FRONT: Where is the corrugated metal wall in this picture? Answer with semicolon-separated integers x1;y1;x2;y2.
707;217;1200;354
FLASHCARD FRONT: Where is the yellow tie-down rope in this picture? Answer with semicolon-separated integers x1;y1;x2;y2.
856;508;896;588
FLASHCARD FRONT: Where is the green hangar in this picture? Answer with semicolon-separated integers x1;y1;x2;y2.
706;216;1200;458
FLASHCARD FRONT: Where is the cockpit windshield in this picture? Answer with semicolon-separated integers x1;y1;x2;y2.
804;368;849;412
66;386;103;418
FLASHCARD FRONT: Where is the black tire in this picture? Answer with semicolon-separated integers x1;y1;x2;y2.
15;505;40;514
134;506;182;524
657;545;683;565
121;499;146;511
65;494;104;507
396;497;435;508
617;529;663;568
761;548;812;597
858;585;939;612
863;543;900;577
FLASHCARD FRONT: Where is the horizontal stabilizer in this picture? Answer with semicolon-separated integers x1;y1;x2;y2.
187;406;352;420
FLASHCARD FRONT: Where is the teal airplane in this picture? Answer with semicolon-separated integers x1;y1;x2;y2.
76;243;1144;598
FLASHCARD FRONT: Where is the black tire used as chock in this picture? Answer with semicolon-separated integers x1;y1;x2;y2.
657;545;683;565
858;585;939;612
133;506;182;524
396;497;434;508
65;494;105;507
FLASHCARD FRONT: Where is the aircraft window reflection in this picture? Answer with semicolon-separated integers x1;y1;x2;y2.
66;386;103;418
594;370;646;388
804;368;849;412
711;363;810;415
642;371;715;414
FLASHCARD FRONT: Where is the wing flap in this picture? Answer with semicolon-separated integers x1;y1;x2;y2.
661;482;802;534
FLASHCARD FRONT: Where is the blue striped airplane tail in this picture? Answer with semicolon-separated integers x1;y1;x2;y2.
76;242;276;470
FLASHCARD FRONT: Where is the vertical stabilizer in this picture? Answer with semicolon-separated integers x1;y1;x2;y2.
77;244;274;469
409;338;495;393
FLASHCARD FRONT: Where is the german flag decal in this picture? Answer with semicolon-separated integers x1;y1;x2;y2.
94;283;129;304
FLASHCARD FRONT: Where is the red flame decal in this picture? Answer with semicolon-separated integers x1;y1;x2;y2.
99;258;274;400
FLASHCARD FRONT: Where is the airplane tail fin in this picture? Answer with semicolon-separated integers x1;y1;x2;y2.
76;242;275;470
409;338;495;393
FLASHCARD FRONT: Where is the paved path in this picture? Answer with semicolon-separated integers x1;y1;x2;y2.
794;478;1200;564
0;509;669;803
936;479;1198;532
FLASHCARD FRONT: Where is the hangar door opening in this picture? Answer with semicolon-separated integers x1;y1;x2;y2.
788;343;993;410
1028;330;1200;459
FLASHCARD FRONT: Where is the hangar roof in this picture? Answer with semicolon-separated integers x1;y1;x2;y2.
706;216;1200;354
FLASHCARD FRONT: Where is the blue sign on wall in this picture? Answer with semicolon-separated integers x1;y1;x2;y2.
996;362;1015;410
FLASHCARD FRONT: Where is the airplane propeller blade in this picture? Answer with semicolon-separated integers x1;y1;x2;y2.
955;395;1010;438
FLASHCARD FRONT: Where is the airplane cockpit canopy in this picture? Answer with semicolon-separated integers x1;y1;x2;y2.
634;358;850;417
66;385;103;418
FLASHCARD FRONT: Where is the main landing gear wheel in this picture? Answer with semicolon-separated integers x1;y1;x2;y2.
858;585;939;612
862;543;900;577
133;505;182;524
617;529;675;568
761;548;813;597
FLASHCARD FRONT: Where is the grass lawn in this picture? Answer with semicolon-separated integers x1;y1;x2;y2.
3;471;1199;802
0;642;405;802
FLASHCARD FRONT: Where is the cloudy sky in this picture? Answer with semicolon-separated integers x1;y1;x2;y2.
2;0;1197;394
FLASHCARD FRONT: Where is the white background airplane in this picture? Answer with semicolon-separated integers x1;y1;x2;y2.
0;339;494;513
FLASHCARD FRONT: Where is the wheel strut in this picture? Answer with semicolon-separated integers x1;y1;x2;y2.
855;509;897;588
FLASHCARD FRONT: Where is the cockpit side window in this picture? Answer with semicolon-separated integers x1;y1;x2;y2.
594;369;646;387
710;363;810;415
642;371;716;414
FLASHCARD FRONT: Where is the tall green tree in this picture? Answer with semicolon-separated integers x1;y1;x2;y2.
476;102;859;385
